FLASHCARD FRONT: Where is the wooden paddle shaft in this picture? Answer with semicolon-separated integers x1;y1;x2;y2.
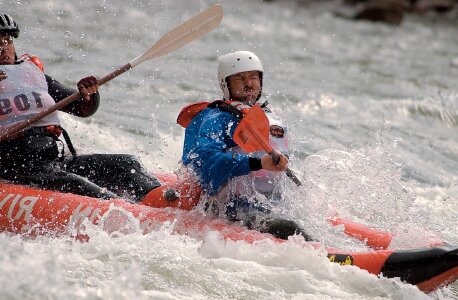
0;62;132;141
0;4;223;141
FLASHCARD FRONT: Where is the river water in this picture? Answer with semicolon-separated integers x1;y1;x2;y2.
2;0;458;299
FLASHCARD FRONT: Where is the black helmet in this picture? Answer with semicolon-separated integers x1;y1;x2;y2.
0;13;20;38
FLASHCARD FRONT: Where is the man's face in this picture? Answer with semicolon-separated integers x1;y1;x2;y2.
0;35;15;65
226;70;261;105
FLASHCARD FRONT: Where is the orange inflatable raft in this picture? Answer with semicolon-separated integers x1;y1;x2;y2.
0;177;457;293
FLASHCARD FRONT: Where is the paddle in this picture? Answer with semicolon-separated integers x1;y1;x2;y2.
0;4;224;141
233;104;302;186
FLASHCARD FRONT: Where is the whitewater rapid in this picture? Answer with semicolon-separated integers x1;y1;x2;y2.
2;0;457;299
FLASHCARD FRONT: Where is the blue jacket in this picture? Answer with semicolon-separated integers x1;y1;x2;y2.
181;107;251;195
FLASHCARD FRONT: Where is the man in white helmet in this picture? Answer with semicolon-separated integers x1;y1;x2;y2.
179;51;312;240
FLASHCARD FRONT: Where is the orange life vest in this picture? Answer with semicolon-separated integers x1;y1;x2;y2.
177;100;253;128
19;53;45;73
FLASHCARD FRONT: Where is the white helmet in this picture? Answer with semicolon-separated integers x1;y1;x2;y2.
217;51;264;100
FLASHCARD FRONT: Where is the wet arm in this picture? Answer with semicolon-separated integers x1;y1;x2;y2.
45;74;99;117
185;111;253;195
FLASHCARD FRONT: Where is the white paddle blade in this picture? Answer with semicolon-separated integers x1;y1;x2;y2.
129;4;223;67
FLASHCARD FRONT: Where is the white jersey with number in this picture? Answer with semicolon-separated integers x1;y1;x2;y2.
0;61;60;131
228;109;289;197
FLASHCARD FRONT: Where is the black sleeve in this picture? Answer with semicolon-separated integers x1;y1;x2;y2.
249;157;263;171
45;74;100;117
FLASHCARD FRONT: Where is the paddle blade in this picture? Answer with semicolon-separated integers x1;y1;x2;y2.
130;4;223;67
233;104;271;153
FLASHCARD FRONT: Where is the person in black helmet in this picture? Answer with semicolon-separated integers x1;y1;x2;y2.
0;13;160;201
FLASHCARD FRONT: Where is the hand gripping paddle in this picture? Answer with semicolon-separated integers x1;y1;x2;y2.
233;104;302;186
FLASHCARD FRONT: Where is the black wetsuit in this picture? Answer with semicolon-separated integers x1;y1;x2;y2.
0;74;160;201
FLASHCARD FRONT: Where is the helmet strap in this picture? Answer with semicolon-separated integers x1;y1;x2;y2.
255;72;263;102
225;78;232;100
